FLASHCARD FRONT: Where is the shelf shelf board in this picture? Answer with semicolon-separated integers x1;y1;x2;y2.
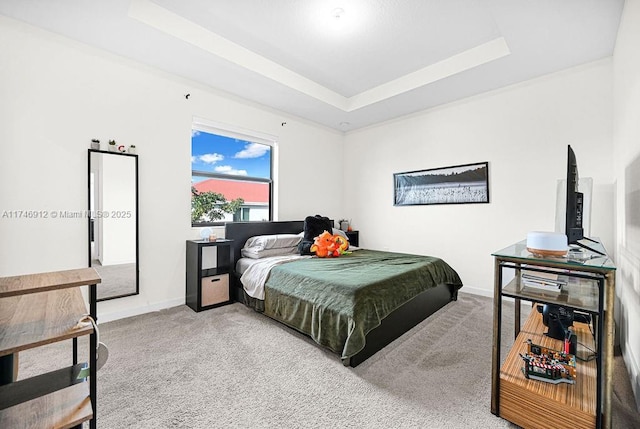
0;363;87;410
492;239;616;272
0;380;92;429
202;267;230;277
0;289;92;357
0;268;101;298
188;239;233;246
499;309;597;428
502;275;599;314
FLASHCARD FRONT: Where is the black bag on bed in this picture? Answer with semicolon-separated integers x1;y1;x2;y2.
298;215;333;255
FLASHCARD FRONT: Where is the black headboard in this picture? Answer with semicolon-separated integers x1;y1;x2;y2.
225;220;305;274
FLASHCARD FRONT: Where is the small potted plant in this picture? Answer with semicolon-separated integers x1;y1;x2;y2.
108;139;117;152
128;144;136;154
91;138;100;150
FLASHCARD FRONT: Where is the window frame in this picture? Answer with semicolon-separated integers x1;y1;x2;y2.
191;118;275;227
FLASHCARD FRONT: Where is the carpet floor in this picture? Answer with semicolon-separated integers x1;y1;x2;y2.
17;293;640;428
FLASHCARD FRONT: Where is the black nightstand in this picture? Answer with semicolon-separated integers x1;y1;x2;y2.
346;230;359;247
186;239;233;312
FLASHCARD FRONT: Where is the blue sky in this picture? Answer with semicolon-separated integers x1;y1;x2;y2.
191;130;271;182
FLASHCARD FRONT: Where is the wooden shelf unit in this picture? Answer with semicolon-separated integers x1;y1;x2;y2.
491;239;616;429
0;268;100;429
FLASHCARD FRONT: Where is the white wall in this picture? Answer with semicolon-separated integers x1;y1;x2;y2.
344;59;614;298
0;16;344;322
613;0;640;410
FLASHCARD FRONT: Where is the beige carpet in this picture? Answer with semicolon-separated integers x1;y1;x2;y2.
17;293;640;428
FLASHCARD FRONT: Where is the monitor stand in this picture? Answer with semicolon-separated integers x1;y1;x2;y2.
572;236;606;256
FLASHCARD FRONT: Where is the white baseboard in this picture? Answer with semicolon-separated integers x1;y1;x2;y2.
97;297;184;324
459;286;493;298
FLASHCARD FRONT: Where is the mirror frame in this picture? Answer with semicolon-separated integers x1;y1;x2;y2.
87;149;139;301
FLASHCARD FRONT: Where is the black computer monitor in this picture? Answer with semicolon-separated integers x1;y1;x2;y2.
565;145;584;244
565;145;604;255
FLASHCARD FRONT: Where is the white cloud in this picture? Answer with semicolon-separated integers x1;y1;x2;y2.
192;130;200;137
191;156;196;164
235;143;269;159
199;153;224;164
215;165;248;175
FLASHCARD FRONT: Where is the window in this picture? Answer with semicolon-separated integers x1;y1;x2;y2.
240;207;250;221
191;121;273;225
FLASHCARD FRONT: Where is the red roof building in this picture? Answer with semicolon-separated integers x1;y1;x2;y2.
193;178;269;204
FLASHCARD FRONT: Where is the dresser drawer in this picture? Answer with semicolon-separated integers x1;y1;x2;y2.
201;274;229;306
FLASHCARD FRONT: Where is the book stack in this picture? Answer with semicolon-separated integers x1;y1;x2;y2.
521;269;566;293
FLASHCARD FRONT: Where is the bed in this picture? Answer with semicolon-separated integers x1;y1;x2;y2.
226;221;463;367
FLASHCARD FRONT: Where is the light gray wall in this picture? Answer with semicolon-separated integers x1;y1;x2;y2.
0;16;344;322
613;0;640;410
343;60;614;298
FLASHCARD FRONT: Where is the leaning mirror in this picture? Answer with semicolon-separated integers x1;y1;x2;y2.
88;149;139;301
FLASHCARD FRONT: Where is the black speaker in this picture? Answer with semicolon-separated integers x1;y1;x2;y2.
542;304;574;340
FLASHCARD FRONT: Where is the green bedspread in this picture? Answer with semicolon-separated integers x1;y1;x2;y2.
263;249;463;360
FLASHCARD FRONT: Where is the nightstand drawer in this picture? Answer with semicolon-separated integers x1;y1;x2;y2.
201;274;229;306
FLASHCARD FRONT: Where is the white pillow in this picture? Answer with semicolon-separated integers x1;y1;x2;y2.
243;234;302;251
332;228;349;241
241;247;298;259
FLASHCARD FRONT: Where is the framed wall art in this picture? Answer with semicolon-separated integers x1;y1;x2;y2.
394;162;489;206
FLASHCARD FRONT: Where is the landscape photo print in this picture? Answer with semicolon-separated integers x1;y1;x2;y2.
394;162;489;206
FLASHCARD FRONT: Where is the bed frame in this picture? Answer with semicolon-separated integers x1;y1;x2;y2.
225;220;458;367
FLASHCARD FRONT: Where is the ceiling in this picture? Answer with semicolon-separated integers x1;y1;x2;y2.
0;0;625;131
